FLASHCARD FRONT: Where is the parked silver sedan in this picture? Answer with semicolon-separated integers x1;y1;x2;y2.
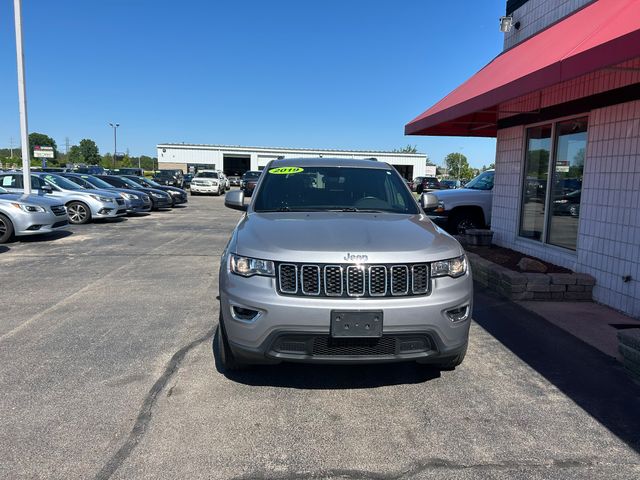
0;172;126;224
0;187;69;243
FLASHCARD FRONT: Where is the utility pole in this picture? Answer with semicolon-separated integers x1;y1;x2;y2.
9;137;14;160
109;123;119;169
13;0;31;194
65;137;70;154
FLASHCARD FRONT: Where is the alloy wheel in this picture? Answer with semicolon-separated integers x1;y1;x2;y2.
68;204;88;224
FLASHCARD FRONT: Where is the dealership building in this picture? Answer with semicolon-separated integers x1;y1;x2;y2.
157;143;428;180
406;0;640;317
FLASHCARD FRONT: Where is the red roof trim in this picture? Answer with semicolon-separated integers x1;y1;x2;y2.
405;0;640;137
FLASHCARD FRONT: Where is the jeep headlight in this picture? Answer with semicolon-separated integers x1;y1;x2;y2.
230;254;275;277
90;194;114;203
431;255;467;278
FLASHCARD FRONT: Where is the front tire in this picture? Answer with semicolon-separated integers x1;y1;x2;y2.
214;314;246;372
66;201;92;225
433;343;468;371
0;213;14;243
449;210;482;235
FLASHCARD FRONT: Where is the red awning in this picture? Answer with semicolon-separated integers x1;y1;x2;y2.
405;0;640;137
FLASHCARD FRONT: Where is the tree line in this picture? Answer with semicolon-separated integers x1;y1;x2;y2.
0;132;157;171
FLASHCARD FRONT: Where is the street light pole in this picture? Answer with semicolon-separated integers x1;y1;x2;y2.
13;0;31;194
109;123;119;169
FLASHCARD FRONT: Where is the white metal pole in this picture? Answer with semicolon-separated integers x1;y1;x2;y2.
14;0;31;194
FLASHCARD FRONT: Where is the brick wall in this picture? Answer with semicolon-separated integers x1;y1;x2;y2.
491;99;640;317
504;0;593;50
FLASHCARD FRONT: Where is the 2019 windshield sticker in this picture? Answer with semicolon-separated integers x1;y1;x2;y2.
268;167;304;175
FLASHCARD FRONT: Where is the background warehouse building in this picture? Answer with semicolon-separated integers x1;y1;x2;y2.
156;143;428;180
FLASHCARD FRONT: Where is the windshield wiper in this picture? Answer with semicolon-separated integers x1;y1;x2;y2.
330;207;385;213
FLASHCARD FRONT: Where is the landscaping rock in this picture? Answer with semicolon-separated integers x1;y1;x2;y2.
575;273;596;286
549;273;576;285
618;329;640;350
517;257;548;273
523;273;550;285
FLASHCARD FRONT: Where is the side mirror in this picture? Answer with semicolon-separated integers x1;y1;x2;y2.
225;189;247;211
41;185;53;194
420;192;438;210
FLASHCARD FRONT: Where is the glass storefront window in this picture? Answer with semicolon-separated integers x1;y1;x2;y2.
520;125;552;240
519;117;587;251
547;117;587;250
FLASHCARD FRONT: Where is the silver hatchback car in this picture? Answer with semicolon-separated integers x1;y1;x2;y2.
217;158;472;371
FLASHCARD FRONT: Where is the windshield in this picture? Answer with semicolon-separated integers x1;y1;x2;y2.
464;171;494;190
0;187;7;194
243;171;261;180
42;174;83;190
196;172;218;178
119;177;145;188
136;177;161;187
155;171;174;177
253;166;419;214
81;175;115;189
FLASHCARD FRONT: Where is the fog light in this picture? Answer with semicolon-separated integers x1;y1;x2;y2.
231;306;260;321
98;208;113;214
446;305;470;322
26;224;42;231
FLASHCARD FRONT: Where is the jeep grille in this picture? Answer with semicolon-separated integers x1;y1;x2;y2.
276;262;430;298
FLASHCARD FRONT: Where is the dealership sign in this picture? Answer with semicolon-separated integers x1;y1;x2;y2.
33;146;54;158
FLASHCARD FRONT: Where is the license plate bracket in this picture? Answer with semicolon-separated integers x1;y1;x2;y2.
330;311;383;338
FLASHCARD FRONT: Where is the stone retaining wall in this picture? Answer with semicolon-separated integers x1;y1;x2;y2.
618;329;640;381
467;252;595;301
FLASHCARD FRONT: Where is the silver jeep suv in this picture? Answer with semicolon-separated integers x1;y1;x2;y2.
217;158;472;371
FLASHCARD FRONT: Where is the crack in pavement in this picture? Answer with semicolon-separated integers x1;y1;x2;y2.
231;457;638;480
94;326;216;480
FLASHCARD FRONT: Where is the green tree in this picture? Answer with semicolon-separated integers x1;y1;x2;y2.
444;152;473;180
393;144;418;154
28;132;57;158
78;139;101;165
68;145;83;164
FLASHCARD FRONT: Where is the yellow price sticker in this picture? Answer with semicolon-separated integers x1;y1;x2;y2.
268;167;304;175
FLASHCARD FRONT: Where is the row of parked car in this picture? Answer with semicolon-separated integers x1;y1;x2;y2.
409;177;465;194
0;170;188;243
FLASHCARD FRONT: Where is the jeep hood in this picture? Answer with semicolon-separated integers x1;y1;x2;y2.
233;212;463;263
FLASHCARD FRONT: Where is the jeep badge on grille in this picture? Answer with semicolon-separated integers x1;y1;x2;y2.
344;253;368;262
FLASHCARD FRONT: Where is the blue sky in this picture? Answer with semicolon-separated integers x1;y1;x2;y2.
0;0;504;167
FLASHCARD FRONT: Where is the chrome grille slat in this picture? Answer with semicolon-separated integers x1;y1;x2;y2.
301;265;321;295
277;263;430;298
411;264;429;294
390;265;409;296
368;266;387;296
324;265;343;296
278;264;298;294
346;266;365;297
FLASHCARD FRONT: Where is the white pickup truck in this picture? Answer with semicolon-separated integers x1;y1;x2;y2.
421;170;494;234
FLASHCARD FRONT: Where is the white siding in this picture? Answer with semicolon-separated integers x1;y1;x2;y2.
504;0;593;50
491;100;640;317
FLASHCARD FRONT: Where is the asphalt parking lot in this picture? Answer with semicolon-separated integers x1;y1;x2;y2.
1;195;640;480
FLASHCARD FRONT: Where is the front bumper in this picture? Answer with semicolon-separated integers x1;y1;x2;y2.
191;184;220;194
13;211;69;237
91;200;127;218
126;197;152;213
169;194;188;205
219;268;472;365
